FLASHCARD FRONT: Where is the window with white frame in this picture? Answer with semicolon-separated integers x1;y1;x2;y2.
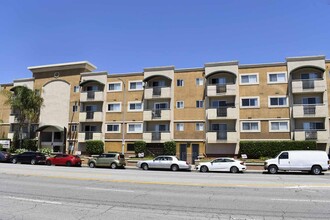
241;121;260;132
177;79;184;87
176;123;184;131
108;82;122;92
196;100;204;108
269;121;289;132
240;74;258;85
196;78;204;86
107;124;120;133
128;102;143;111
269;96;288;107
241;97;259;108
129;81;143;91
268;72;287;84
73;86;80;93
176;101;184;109
107;103;121;112
196;123;204;131
71;124;77;132
127;123;143;133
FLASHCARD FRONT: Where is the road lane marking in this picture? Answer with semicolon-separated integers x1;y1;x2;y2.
286;185;330;189
85;187;134;193
3;196;62;205
271;198;330;203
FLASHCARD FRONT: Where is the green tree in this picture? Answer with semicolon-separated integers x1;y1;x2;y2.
2;86;43;148
134;141;147;156
86;140;104;155
164;141;176;155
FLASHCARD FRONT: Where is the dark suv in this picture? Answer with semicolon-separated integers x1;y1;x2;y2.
11;152;47;165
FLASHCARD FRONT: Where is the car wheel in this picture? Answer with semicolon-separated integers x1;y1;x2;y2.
66;161;72;167
31;159;36;165
268;165;278;174
200;165;208;173
46;160;52;166
230;166;239;173
12;158;17;164
89;162;96;168
311;165;322;175
110;163;117;169
171;164;179;171
141;163;148;170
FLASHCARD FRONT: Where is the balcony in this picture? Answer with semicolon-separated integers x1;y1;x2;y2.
143;131;171;142
143;109;171;121
207;84;236;97
292;105;327;118
80;91;104;102
206;107;238;120
291;79;326;93
79;112;103;122
144;87;171;99
294;130;328;142
78;132;103;142
206;131;238;143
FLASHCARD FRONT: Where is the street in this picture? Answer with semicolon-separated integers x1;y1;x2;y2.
0;163;330;220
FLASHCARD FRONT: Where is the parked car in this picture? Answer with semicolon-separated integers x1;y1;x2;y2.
46;154;82;167
0;151;11;162
11;151;46;165
196;157;246;173
264;150;330;175
136;155;191;171
88;152;126;169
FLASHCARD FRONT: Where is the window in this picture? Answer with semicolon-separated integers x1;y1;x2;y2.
269;97;288;107
240;74;258;85
127;123;142;133
196;100;204;108
211;78;226;85
107;103;121;112
72;105;78;112
127;144;135;151
86;85;98;91
73;86;80;93
302;97;320;105
268;72;287;84
129;81;143;91
176;123;184;131
154;102;168;110
270;121;289;132
196;123;204;131
107;124;120;133
303;122;324;130
71;125;77;132
211;100;227;108
241;97;259;108
152;81;165;87
108;82;122;92
279;152;289;159
196;78;204;86
177;79;184;87
241;121;260;132
176;101;184;109
128;102;143;111
301;73;319;79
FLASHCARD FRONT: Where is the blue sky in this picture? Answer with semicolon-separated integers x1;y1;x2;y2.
1;0;330;84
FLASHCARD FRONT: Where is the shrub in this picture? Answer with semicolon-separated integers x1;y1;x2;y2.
164;141;176;155
39;148;53;156
15;148;28;154
86;140;104;155
134;141;147;155
22;139;38;151
239;141;317;159
0;144;2;151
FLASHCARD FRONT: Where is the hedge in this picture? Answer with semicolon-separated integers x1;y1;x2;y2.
134;141;147;155
86;140;104;155
164;141;176;155
239;141;317;159
22;139;38;151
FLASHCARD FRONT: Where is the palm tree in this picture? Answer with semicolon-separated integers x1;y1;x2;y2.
2;86;43;148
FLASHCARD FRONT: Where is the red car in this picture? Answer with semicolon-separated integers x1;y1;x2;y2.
46;154;82;167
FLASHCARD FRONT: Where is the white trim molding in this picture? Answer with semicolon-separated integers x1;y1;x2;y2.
239;73;259;85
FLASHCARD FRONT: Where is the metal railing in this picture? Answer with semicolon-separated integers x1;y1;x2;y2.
152;87;161;96
303;105;316;115
87;91;95;100
216;131;228;140
216;84;227;93
86;112;94;119
85;132;93;140
152;132;161;140
152;109;162;118
305;131;317;140
302;80;315;89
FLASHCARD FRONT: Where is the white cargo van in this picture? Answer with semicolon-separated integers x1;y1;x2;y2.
264;151;330;175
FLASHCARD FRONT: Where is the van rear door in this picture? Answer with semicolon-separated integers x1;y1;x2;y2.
278;152;291;170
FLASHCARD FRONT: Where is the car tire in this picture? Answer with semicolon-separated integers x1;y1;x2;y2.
268;165;278;174
31;159;36;165
89;162;96;168
12;158;17;164
171;164;179;172
311;165;322;175
110;163;117;169
66;161;72;167
230;166;239;173
200;165;208;173
141;163;148;170
46;160;52;166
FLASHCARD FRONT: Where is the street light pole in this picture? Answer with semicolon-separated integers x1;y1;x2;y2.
117;78;126;154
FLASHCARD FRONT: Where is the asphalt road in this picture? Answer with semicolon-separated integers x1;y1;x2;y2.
0;163;330;220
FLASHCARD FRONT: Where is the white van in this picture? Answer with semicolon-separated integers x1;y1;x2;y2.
264;151;330;175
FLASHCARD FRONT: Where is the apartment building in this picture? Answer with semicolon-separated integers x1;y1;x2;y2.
0;55;329;163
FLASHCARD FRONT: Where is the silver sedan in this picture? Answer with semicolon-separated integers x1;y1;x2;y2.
136;155;191;171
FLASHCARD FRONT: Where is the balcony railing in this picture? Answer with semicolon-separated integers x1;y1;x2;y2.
305;131;317;140
206;130;238;143
216;85;226;93
152;109;162;119
143;109;171;121
87;91;95;100
207;84;236;97
86;112;94;120
85;132;93;140
302;80;314;89
291;79;326;93
294;130;328;141
303;106;316;115
152;132;161;140
143;131;171;142
292;104;326;118
216;131;228;140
